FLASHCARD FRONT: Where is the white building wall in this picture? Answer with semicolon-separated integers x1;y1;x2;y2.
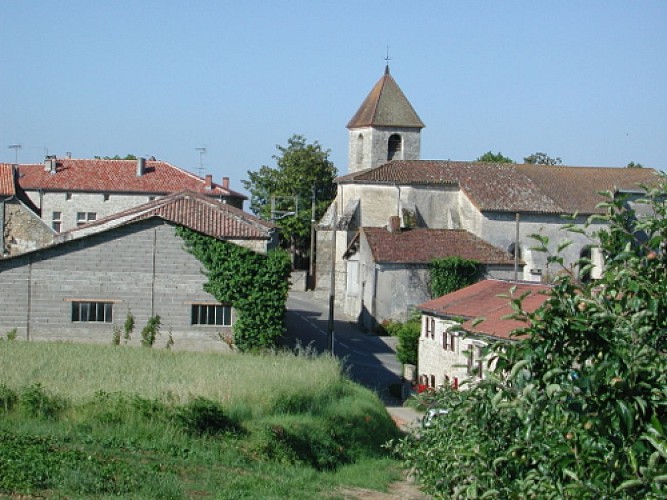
418;314;493;390
348;126;421;174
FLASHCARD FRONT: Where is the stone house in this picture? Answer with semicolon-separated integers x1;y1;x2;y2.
0;164;55;257
417;279;551;390
342;222;520;330
316;66;659;327
0;191;276;351
10;156;246;233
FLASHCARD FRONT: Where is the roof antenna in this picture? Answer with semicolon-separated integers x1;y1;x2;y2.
384;45;391;74
195;146;206;176
8;144;21;165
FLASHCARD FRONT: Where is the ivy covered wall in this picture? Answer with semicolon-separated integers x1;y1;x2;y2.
177;227;291;352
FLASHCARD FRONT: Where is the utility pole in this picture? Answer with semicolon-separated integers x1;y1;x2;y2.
514;212;520;282
327;202;337;354
308;185;316;290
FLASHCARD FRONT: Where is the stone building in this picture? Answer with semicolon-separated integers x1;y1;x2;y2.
0;164;55;257
417;279;550;390
0;191;276;351
316;66;660;327
11;156;246;233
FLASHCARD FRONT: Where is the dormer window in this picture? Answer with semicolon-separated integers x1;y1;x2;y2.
387;134;402;161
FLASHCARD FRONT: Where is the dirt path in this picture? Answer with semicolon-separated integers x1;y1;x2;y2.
335;477;430;499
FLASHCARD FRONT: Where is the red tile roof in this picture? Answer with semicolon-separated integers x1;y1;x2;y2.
11;159;246;200
361;227;516;265
63;191;273;241
0;164;15;196
337;161;660;215
418;279;551;340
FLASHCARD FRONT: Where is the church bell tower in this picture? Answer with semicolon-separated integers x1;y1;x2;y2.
346;65;425;174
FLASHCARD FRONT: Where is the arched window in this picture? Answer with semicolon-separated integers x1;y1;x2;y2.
387;134;402;160
356;133;364;166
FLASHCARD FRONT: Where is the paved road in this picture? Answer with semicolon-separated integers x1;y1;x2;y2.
282;290;404;403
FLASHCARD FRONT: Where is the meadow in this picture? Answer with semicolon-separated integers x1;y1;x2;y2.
0;340;404;498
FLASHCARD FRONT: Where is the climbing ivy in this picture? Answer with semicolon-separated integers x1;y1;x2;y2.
176;227;291;352
429;257;481;297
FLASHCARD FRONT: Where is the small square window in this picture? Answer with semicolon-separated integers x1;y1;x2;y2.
76;212;97;226
65;192;72;200
103;193;110;201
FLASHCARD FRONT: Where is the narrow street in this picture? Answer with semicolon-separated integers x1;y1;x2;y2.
283;290;403;402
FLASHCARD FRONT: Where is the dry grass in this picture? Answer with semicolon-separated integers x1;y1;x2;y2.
0;340;341;414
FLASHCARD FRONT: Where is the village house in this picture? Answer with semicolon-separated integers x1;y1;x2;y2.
0;164;55;257
417;279;551;390
342;221;520;330
8;156;246;233
0;191;276;351
316;66;659;328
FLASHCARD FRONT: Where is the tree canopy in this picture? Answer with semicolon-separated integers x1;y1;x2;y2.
476;151;514;163
242;135;337;268
395;176;667;497
523;151;562;165
627;161;644;168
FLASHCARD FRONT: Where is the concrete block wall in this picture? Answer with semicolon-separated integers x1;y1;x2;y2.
0;219;234;352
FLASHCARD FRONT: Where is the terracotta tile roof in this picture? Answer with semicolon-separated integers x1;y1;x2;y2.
11;159;246;200
418;279;551;340
63;191;274;241
0;164;16;196
347;67;425;129
361;227;516;265
337;160;660;215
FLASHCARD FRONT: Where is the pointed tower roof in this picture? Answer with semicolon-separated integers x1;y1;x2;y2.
347;66;425;130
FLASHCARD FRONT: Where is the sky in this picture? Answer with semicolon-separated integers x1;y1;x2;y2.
1;1;666;197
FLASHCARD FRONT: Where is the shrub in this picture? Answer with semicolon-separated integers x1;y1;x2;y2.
429;256;481;297
20;383;68;420
141;315;161;347
175;397;241;436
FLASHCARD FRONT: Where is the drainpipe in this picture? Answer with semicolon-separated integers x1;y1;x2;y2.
514;213;520;282
26;255;32;341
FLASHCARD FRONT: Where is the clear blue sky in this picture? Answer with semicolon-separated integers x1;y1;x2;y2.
2;1;665;195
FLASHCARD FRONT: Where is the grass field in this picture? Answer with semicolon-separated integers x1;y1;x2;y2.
0;340;405;498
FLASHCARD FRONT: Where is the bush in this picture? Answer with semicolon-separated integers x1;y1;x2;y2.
20;383;68;420
386;318;420;366
0;384;17;412
394;178;667;498
175;397;241;436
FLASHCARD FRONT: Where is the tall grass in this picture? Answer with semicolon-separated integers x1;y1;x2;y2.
0;340;406;498
0;341;341;415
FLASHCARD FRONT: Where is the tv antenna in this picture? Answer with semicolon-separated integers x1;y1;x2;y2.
8;144;21;164
195;146;206;176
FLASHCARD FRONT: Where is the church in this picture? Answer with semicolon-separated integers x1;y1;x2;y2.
316;65;659;331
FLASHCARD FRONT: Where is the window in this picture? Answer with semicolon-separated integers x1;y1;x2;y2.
387;134;402;160
148;196;156;202
467;344;484;378
442;331;457;351
72;301;113;323
76;212;97;226
103;193;110;201
65;192;72;200
430;318;435;339
424;317;431;338
191;304;232;326
52;211;62;232
430;374;436;388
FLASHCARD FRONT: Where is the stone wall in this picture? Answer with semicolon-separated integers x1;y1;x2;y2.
0;219;235;352
2;200;54;256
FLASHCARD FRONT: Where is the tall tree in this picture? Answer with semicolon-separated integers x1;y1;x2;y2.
476;151;514;163
626;161;644;168
523;151;562;165
242;134;337;268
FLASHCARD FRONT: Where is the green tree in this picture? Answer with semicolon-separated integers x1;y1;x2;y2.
394;176;667;498
476;151;514;163
627;161;644;168
524;151;562;165
94;154;138;160
242;135;337;268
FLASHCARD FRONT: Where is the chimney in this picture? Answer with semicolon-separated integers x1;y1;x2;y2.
222;176;229;190
66;152;72;159
204;174;213;191
388;215;401;233
136;157;146;177
43;155;57;173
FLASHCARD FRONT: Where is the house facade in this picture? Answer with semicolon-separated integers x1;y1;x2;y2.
315;66;659;328
10;156;246;233
417;280;551;390
343;223;520;329
0;191;276;351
